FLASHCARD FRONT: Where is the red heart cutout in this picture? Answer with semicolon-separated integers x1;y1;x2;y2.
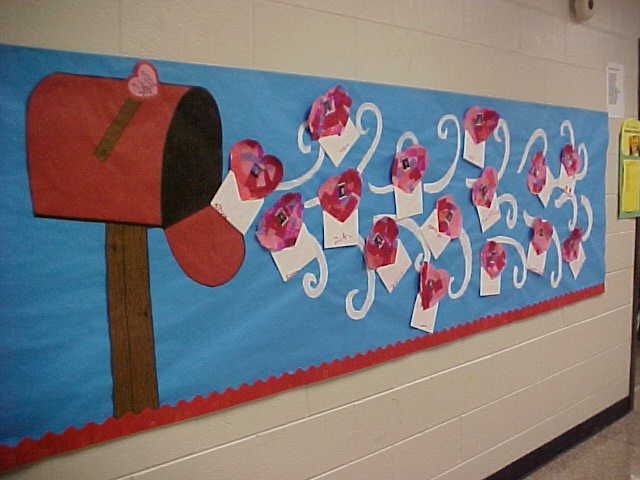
230;139;283;201
419;262;450;310
471;166;498;208
531;218;553;255
527;151;547;194
463;106;500;144
480;241;506;278
560;144;581;176
364;217;398;269
307;85;352;140
318;169;362;222
561;227;583;262
436;194;462;239
127;61;159;98
391;144;428;193
256;193;303;251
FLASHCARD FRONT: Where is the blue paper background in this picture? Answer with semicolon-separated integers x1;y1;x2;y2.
0;45;607;446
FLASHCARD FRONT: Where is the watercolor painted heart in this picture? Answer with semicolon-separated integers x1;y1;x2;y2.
527;151;547;194
419;262;450;310
318;168;362;223
127;61;159;98
463;106;500;144
391;145;428;193
561;227;583;262
230;139;283;201
436;194;462;239
307;85;352;140
256;193;303;251
560;144;581;176
531;218;553;255
481;241;506;279
471;166;498;208
364;216;399;270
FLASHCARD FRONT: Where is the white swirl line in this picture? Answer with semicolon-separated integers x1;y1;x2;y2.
554;192;578;230
581;194;593;241
396;131;419;153
560;120;575;148
424;114;461;194
345;236;376;320
488;235;528;288
355;103;383;174
397;218;431;271
368;182;394;195
550;228;563;288
449;228;472;299
575;142;589;181
302;234;328;299
304;197;320;209
517;128;548;174
496;193;518;229
522;210;536;227
494;118;511;181
277;121;326;191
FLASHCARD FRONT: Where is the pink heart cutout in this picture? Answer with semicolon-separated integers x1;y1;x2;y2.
560;144;581;177
391;145;428;193
531;218;553;255
463;106;500;144
127;61;159;98
481;241;506;279
436;195;462;239
527;151;547;194
471;167;498;208
419;262;450;310
318;169;362;222
230;139;283;201
364;217;398;270
307;85;352;140
561;227;583;262
256;193;303;251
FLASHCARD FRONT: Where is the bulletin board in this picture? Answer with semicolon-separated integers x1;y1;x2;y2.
0;44;607;470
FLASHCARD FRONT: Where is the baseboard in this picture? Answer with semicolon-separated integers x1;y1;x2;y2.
485;396;632;480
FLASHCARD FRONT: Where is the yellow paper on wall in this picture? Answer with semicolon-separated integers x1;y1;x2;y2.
621;160;640;212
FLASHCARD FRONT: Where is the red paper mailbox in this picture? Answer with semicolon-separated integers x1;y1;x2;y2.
27;66;244;286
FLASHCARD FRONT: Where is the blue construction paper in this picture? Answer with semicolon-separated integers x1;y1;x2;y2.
0;44;607;446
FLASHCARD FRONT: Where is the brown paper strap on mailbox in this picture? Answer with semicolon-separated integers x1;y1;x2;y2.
94;98;142;161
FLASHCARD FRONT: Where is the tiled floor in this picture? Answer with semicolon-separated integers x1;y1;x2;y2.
525;341;640;479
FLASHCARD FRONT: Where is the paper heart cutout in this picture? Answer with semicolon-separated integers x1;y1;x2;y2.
531;218;553;255
127;61;159;98
436;194;462;239
230;139;283;201
364;216;398;270
560;144;581;177
307;85;352;140
256;193;303;251
561;227;583;262
419;262;450;310
391;144;428;193
527;151;547;194
481;241;506;279
318;168;362;222
471;166;498;208
463;106;500;144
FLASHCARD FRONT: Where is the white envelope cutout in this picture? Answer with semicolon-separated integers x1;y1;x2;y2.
557;164;577;196
318;118;360;167
210;170;263;234
323;209;359;248
537;167;554;207
271;224;316;281
463;131;485;168
394;185;423;219
526;242;547;276
569;243;586;279
420;209;451;259
480;268;501;296
375;239;411;293
410;294;439;333
475;193;501;233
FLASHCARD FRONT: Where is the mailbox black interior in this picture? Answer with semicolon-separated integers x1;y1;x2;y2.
162;87;222;227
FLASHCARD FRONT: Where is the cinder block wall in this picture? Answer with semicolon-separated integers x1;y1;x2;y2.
1;1;638;479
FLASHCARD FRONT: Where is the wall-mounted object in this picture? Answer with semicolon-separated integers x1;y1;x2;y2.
572;0;596;21
618;118;640;218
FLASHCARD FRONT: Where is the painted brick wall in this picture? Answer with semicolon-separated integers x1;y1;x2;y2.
1;1;638;478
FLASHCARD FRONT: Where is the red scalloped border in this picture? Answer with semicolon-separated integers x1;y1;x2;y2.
0;283;604;472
